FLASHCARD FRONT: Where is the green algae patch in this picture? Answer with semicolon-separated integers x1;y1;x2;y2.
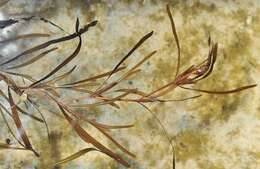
226;31;252;62
198;161;225;169
152;57;175;89
232;8;248;23
175;130;209;163
178;1;216;22
252;9;260;33
148;9;165;23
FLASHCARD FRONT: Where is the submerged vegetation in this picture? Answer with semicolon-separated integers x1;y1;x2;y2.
0;2;257;169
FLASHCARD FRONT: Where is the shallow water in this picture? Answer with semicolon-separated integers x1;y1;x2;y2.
0;1;259;169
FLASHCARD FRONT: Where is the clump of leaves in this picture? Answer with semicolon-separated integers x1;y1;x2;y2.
0;3;256;169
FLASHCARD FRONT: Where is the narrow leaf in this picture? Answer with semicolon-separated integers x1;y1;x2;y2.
167;4;181;78
57;104;130;167
62;66;126;86
8;87;39;157
0;20;97;66
0;33;50;44
8;47;58;69
0;142;27;150
54;148;98;165
88;120;136;158
96;31;153;92
180;84;257;94
30;20;83;87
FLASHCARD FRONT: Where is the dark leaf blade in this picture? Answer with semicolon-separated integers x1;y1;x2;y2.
96;31;153;92
7;88;39;156
29;20;83;87
57;104;130;168
180;84;257;94
7;47;58;69
0;20;97;67
167;4;181;78
110;31;154;79
89;121;136;158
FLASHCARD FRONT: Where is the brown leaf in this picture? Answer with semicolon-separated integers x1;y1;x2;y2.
57;104;130;167
180;84;257;94
8;47;58;69
88;120;136;158
0;20;97;66
95;31;153;94
167;4;181;78
62;66;126;86
0;33;50;44
29;20;83;87
8;87;39;157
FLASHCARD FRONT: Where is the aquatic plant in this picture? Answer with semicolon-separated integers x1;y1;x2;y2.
0;2;256;169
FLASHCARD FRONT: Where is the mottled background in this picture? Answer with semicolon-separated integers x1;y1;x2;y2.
0;0;259;169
